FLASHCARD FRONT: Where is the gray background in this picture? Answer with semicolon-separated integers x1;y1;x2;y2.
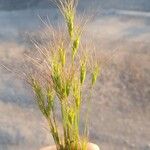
0;0;150;150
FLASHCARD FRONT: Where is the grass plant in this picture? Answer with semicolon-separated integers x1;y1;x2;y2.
27;0;100;149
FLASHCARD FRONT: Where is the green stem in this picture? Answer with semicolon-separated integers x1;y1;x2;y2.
60;101;68;147
47;117;61;150
84;86;93;139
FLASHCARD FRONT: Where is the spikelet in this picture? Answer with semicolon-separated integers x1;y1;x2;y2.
67;107;75;125
30;78;47;117
92;64;100;86
51;58;62;96
67;14;74;38
59;47;66;67
80;59;87;85
75;92;81;109
65;79;71;97
72;36;80;60
63;1;75;38
73;79;81;108
46;87;55;115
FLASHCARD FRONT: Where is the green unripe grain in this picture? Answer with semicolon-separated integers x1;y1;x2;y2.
59;48;66;67
80;61;86;85
65;81;71;97
73;80;81;108
68;108;75;125
46;87;55;113
67;17;74;38
92;65;100;86
72;36;80;60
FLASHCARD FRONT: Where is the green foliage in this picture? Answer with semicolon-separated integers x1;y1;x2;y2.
27;0;100;150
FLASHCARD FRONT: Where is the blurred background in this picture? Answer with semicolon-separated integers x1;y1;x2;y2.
0;0;150;150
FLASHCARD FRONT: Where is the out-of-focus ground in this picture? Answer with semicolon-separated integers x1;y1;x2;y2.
0;1;150;150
